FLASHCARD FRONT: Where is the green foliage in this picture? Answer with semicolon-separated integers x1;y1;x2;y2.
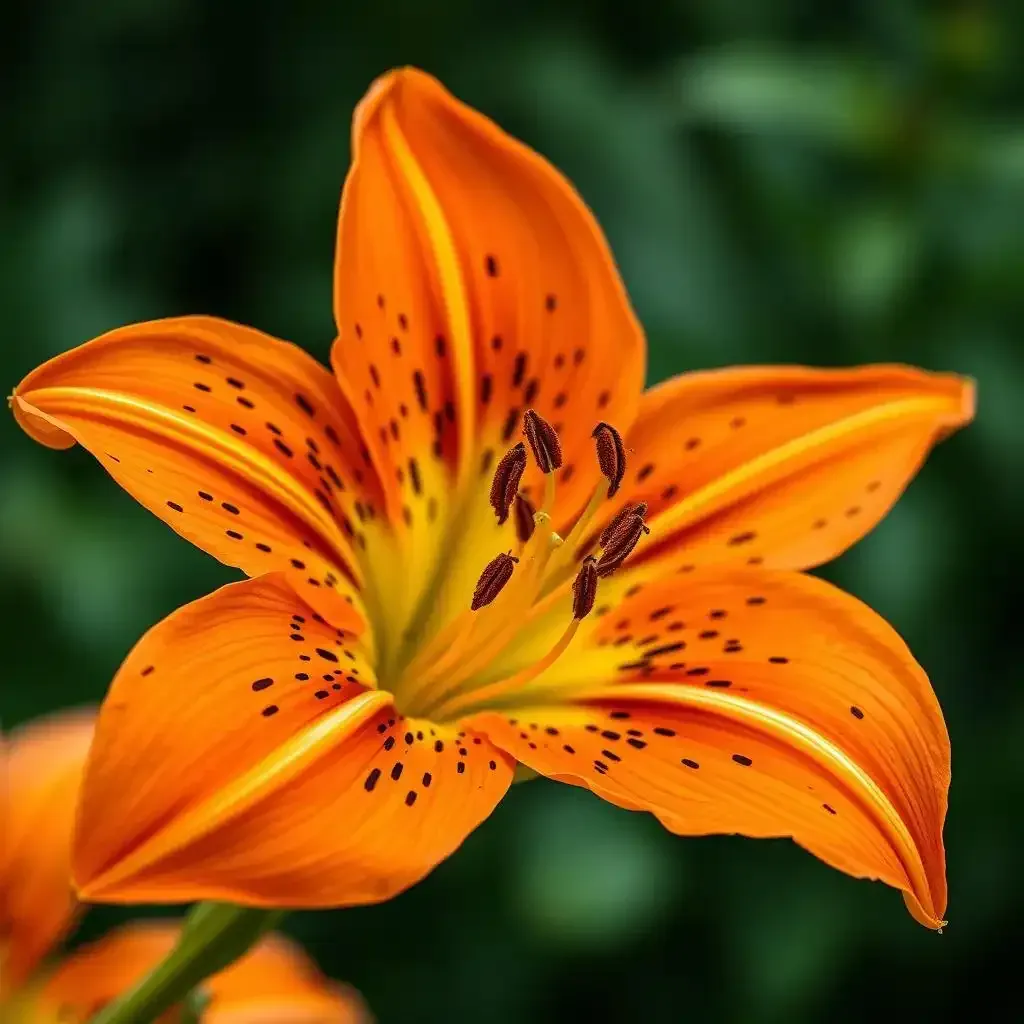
2;3;1021;1022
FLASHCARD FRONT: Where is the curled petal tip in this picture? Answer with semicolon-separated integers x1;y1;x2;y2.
903;889;948;931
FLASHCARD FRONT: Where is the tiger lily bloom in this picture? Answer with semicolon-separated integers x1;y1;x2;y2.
12;68;972;931
0;713;365;1022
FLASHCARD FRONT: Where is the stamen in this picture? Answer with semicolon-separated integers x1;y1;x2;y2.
592;422;626;497
514;492;537;543
596;513;649;577
489;442;527;524
471;552;519;610
599;501;648;548
572;556;599;619
389;417;659;720
523;409;562;473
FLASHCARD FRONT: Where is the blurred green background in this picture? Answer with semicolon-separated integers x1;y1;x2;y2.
2;2;1021;1021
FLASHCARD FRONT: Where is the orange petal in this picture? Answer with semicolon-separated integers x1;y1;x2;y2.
333;67;645;519
13;316;384;617
1;710;94;991
202;932;369;1023
466;569;948;928
590;365;972;574
73;574;510;906
36;923;368;1023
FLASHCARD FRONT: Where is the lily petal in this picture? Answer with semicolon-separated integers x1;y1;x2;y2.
13;316;383;619
1;710;94;991
332;68;646;654
334;67;645;517
589;365;973;574
73;574;511;906
465;568;948;928
37;923;368;1023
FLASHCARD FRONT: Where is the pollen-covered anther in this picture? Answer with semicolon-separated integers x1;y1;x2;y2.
471;551;520;610
523;409;562;473
513;492;537;543
572;556;599;620
599;501;649;548
592;421;626;497
596;513;650;578
489;441;527;524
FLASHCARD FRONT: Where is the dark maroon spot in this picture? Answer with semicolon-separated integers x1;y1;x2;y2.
512;352;527;388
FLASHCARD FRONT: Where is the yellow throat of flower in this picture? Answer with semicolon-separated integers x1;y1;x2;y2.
380;412;648;721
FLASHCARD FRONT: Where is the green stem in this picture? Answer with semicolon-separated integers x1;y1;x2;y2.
89;902;284;1024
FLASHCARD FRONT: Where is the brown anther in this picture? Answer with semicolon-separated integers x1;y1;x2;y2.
471;551;519;610
572;556;599;620
592;422;626;497
596;514;650;578
513;492;536;544
522;409;563;473
489;442;527;524
599;501;649;548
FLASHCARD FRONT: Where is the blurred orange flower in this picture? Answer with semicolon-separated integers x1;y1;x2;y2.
12;68;972;929
0;713;366;1022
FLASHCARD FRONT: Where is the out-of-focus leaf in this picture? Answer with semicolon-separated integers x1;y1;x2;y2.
678;47;890;152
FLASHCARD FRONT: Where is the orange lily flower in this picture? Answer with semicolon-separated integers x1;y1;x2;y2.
1;712;366;1022
12;68;972;930
32;927;367;1023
